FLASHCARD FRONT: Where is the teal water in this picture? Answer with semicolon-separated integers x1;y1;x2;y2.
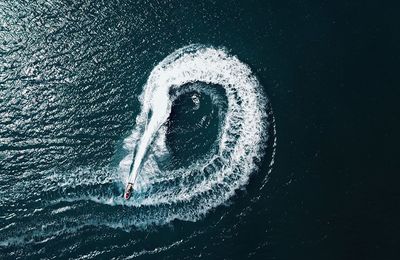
1;0;398;259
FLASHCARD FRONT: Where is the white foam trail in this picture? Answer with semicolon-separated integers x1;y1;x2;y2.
121;44;269;210
127;83;170;185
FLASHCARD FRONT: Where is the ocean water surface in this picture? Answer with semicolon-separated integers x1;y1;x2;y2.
2;0;397;259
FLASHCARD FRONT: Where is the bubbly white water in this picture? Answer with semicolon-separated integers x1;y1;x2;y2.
119;44;269;217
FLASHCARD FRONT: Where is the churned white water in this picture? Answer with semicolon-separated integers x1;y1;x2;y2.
118;44;269;220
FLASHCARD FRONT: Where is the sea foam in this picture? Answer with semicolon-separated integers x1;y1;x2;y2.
117;44;270;222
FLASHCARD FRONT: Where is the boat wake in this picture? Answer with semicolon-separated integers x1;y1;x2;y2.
119;44;271;221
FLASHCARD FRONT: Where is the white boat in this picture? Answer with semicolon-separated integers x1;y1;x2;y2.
124;183;133;200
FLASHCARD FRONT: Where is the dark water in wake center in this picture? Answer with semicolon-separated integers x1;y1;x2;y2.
1;0;398;259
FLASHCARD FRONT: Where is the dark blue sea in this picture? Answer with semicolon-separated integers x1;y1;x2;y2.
1;0;398;259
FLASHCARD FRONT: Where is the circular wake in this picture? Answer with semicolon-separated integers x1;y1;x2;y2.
118;44;271;222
